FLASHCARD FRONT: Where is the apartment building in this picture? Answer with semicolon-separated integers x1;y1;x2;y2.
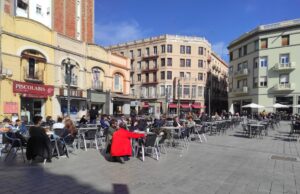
3;0;94;43
228;19;300;114
108;35;228;115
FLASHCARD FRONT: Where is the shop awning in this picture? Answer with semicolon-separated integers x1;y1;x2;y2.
143;104;149;108
191;103;206;109
180;104;190;109
168;103;177;108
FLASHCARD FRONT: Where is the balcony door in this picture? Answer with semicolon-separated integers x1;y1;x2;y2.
28;58;35;79
279;74;289;84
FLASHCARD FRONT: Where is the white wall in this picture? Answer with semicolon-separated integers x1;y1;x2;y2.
15;0;52;28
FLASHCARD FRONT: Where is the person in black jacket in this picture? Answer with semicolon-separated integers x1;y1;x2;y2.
89;106;98;124
26;116;52;162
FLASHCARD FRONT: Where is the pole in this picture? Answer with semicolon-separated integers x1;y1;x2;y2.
177;79;181;116
67;62;71;117
209;71;212;120
165;87;168;116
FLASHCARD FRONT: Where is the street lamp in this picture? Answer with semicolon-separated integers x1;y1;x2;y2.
177;79;181;116
62;58;75;117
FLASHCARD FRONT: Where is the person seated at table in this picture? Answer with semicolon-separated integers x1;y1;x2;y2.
110;122;145;164
186;116;195;139
105;119;118;156
136;118;148;131
214;112;221;121
100;115;110;129
62;119;78;138
79;115;88;125
15;119;28;135
45;116;55;127
173;116;182;128
26;116;52;162
52;116;64;129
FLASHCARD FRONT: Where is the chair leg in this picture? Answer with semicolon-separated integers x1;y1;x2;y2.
95;137;99;150
43;159;47;165
5;146;13;161
198;133;203;143
21;147;25;163
202;134;207;142
142;146;145;162
83;138;87;151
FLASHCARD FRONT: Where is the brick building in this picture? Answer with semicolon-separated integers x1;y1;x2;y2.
2;0;94;43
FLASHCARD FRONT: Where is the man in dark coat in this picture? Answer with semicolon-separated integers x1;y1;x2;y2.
26;116;52;162
89;106;98;124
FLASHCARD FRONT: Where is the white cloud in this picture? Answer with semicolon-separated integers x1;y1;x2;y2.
212;41;228;61
94;20;147;46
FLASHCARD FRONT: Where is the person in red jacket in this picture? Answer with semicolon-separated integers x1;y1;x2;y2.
111;122;145;163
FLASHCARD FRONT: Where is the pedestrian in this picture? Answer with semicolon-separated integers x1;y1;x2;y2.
89;106;98;124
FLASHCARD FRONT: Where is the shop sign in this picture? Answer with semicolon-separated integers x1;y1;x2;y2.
4;102;18;113
13;81;54;96
91;93;106;103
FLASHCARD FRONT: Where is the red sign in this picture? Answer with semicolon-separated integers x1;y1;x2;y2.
13;81;54;96
4;102;18;113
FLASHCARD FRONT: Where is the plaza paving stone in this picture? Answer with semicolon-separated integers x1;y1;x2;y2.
1;121;300;194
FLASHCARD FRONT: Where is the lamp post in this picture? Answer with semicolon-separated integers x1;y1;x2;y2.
63;58;75;117
177;79;181;116
165;86;168;116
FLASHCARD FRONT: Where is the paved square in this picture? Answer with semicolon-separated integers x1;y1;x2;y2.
1;122;300;194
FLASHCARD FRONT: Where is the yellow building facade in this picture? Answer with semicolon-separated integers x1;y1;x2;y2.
0;13;131;122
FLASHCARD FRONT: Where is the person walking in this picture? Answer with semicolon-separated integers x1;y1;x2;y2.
88;106;98;124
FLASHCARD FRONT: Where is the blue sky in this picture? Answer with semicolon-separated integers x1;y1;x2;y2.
94;0;300;61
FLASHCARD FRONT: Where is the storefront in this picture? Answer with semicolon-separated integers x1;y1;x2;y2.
111;93;131;116
87;90;109;114
13;81;54;122
57;88;87;120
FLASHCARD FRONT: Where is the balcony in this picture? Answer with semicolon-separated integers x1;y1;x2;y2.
177;77;204;84
273;83;295;91
234;86;248;95
234;68;249;78
141;94;158;99
64;76;78;87
142;53;159;60
273;62;296;71
91;80;103;91
23;67;44;83
141;66;158;73
141;79;158;85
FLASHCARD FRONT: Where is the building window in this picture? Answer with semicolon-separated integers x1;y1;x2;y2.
237;63;243;71
160;85;165;96
259;76;267;87
137;74;141;81
153;46;157;54
17;0;28;9
28;58;36;78
130;50;134;58
180;59;185;67
167;85;172;96
161;45;165;53
167;44;172;53
180;72;184;78
261;39;268;49
36;4;42;14
279;74;289;84
146;47;150;55
198;60;203;68
198;47;204;55
114;73;123;92
161;71;165;80
238;48;242;58
229;52;233;61
161;58;165;67
192;85;196;98
254;40;259;51
120;51;124;56
186;59;191;67
180;45;185;54
282;35;290;46
167;58;172;66
167;71;172;80
253;57;259;69
198;73;203;81
260;57;268;67
280;54;289;64
253;77;258;88
185;72;191;79
153;59;157;68
243;45;247;56
198;86;203;97
138;61;141;70
138;49;141;57
183;85;190;98
186;46;191;54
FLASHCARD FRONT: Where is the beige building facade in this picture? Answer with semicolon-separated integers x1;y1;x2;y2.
108;35;228;115
228;19;300;115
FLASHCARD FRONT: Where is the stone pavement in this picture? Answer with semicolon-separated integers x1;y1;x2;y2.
1;121;300;194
